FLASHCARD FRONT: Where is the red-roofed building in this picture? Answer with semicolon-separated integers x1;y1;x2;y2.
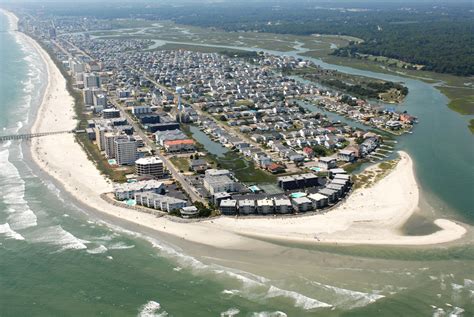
267;162;286;174
163;139;196;153
303;147;314;158
400;113;415;123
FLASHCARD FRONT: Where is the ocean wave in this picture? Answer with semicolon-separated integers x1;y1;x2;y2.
97;223;336;310
137;301;168;317
250;312;287;317
95;233;118;241
308;279;385;308
214;269;268;289
0;148;38;230
30;225;89;251
87;245;108;254
432;306;465;317
266;285;332;310
464;279;474;289
107;241;135;250
220;308;240;317
41;179;65;203
222;289;240;296
0;223;25;240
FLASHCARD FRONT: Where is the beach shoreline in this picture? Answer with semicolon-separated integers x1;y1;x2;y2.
4;9;468;249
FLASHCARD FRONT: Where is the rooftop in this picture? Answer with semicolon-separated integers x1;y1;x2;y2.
135;157;163;165
164;139;195;145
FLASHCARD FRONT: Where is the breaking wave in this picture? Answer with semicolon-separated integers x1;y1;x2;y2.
0;148;37;230
250;312;287;317
87;245;108;254
107;241;135;250
0;223;25;240
266;285;332;309
93;222;335;311
30;225;89;252
308;279;385;308
137;300;168;317
220;308;240;317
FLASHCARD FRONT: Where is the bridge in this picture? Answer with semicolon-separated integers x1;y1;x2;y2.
0;130;83;142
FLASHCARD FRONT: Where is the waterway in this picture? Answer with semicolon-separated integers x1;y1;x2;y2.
188;125;228;157
1;13;473;316
120;34;474;223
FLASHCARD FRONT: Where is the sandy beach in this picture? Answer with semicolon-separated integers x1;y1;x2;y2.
5;9;467;249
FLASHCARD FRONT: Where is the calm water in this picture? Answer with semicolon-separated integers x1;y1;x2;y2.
1;12;474;317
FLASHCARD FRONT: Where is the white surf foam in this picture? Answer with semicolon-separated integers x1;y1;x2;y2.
250;312;287;317
87;245;108;254
464;279;474;289
137;300;168;317
107;241;135;250
0;149;37;230
308;280;385;308
220;308;240;317
30;225;88;251
0;223;25;240
222;289;240;296
266;285;332;310
97;222;334;310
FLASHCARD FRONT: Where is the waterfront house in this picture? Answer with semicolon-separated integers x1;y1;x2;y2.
213;192;232;206
274;198;293;214
135;192;187;212
318;157;337;170
114;180;165;200
256;198;274;215
238;199;256;215
318;188;337;203
163;139;196;153
180;206;199;219
291;197;313;213
337;149;356;162
203;175;235;195
308;193;329;209
220;199;238;215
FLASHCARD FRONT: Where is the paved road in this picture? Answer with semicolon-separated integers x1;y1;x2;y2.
53;40;206;204
109;98;206;204
126;67;282;162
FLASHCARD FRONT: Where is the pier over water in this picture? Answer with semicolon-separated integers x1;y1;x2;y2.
0;130;83;142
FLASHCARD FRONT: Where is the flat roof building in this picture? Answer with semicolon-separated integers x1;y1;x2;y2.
238;199;256;215
114;180;165;200
135;157;164;178
274;198;293;214
203;175;235;196
114;136;138;165
180;206;199;219
135;192;187;212
163;139;196;153
308;193;329;209
291;197;313;213
318;188;337;203
220;199;237;215
256;198;274;215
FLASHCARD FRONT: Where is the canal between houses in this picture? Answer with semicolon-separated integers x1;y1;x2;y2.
91;31;474;222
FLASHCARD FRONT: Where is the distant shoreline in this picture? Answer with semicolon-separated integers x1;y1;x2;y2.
3;8;467;249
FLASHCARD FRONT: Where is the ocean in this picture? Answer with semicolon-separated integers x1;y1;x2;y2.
0;11;473;317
